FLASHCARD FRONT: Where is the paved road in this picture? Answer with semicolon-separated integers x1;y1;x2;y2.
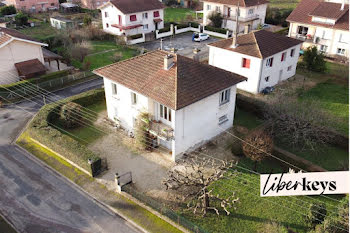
0;78;141;233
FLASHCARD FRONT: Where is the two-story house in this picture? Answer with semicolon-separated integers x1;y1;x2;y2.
0;27;47;84
287;0;349;57
93;50;246;161
208;30;303;94
99;0;165;37
202;0;269;33
6;0;59;12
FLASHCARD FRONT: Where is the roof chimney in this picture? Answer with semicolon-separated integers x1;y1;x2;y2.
164;54;174;70
341;0;345;10
231;1;240;48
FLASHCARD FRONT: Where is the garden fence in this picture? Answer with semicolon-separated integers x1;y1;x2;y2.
0;71;97;102
123;185;210;233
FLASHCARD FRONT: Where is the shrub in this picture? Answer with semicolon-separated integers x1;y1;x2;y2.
0;5;16;16
165;0;179;6
259;222;288;233
307;203;327;226
231;141;243;156
112;51;123;62
60;102;83;129
128;33;143;40
15;12;28;26
189;22;199;28
83;15;92;26
208;12;223;28
71;41;91;62
159;26;171;33
205;25;227;34
176;24;188;29
135;112;151;150
302;46;327;73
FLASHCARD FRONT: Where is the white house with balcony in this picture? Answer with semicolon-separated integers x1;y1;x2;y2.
93;50;246;161
202;0;268;33
208;30;303;94
287;0;349;58
98;0;164;36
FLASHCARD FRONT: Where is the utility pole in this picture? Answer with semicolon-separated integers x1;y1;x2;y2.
160;38;163;50
231;1;240;48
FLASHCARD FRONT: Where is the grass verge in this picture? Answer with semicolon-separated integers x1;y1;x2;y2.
16;132;184;233
0;215;17;233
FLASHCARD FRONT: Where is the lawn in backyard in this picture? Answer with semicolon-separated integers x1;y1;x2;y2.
268;0;300;9
73;41;139;70
56;100;107;145
183;157;345;233
18;22;58;40
164;7;197;23
234;107;262;130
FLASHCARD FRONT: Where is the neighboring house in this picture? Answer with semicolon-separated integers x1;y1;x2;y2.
0;27;47;84
98;0;164;36
202;0;268;33
208;30;303;94
93;50;246;161
79;0;108;9
287;0;349;57
5;0;59;12
50;16;75;30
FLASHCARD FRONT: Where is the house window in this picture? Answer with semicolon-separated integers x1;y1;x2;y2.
111;83;117;95
281;52;286;62
219;88;230;105
290;48;295;57
218;115;228;125
339;33;343;42
265;76;269;82
320;45;328;52
216;6;220;12
207;4;211;10
50;3;54;6
242;58;250;68
142;12;148;19
153;11;160;17
248;9;254;14
287;65;292;71
266;57;274;67
159;104;171;122
337;48;346;55
297;26;308;36
130;15;137;21
105;12;108;17
106;23;109;28
131;92;137;104
143;24;148;30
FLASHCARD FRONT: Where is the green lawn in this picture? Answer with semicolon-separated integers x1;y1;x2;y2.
184;160;345;233
268;0;300;9
0;216;17;233
74;41;139;70
164;7;197;23
56;100;107;145
18;22;58;40
234;108;262;130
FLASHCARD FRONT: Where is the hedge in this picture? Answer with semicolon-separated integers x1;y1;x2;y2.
275;27;289;35
204;25;227;34
176;24;188;29
27;89;105;175
159;26;171;33
128;33;143;40
189;22;199;28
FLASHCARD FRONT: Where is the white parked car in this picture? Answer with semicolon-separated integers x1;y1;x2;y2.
193;33;210;42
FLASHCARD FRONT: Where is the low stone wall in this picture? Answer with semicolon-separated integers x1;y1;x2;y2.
156;24;174;39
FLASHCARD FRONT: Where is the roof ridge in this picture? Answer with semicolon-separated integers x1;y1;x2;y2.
252;31;263;59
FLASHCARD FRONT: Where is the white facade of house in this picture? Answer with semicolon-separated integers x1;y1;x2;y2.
208;44;302;93
100;3;164;36
0;39;45;84
288;22;350;57
202;1;267;32
103;77;237;161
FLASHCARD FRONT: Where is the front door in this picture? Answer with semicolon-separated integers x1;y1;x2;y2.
118;15;122;25
155;22;158;30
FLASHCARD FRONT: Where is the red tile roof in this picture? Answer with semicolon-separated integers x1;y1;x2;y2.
94;50;247;110
0;33;12;47
0;27;43;44
202;0;269;7
14;59;46;77
108;0;164;14
287;0;349;31
208;30;303;58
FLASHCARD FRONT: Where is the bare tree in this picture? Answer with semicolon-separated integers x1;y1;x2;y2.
264;95;335;151
242;129;273;171
162;156;239;216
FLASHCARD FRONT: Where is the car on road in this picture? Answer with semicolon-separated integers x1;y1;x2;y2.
192;33;210;42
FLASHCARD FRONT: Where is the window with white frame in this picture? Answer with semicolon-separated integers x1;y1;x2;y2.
207;4;211;10
105;12;108;17
266;57;274;67
287;65;292;71
159;104;172;122
142;12;148;19
218;115;228;125
111;83;117;95
219;88;230;105
265;76;269;82
131;92;137;104
320;45;328;52
216;6;220;12
290;48;295;57
248;9;254;14
143;24;148;30
337;48;346;55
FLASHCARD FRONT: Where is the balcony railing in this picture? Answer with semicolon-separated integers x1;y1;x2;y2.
148;120;174;141
223;14;260;22
290;33;314;43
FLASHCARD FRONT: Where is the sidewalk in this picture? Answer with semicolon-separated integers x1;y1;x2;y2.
17;132;184;233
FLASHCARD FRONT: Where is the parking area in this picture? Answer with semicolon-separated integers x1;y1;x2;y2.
136;32;219;58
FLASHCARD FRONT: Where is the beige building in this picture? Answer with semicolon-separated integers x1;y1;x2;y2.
287;0;349;58
0;27;47;84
